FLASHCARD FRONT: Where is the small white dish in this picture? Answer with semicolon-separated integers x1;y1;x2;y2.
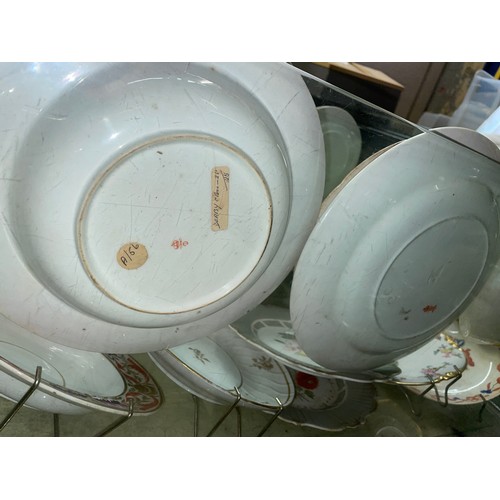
386;332;466;386
291;131;500;371
0;62;325;353
149;326;295;410
231;304;396;383
0;314;162;415
317;106;362;198
408;337;500;404
278;368;377;431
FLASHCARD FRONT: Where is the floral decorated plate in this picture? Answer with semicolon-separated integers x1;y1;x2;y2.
386;332;467;386
278;368;377;431
0;62;325;354
0;314;162;415
149;326;294;410
408;336;500;404
231;304;398;383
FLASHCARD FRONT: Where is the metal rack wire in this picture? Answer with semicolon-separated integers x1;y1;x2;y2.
0;366;136;437
0;369;286;437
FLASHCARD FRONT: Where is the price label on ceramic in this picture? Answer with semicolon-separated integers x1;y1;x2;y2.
116;242;148;270
211;166;230;231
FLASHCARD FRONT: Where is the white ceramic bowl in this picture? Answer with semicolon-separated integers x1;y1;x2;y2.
0;62;325;353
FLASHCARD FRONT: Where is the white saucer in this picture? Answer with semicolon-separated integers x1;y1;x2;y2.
0;62;325;353
0;314;162;415
149;326;295;410
317;106;362;198
408;337;500;404
278;368;377;431
291;131;500;371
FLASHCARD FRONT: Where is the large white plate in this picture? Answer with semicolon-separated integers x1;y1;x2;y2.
291;131;500;371
0;62;325;353
0;314;162;415
317;106;362;198
149;326;295;410
278;368;377;431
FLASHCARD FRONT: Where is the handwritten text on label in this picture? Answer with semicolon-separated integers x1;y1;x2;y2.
211;166;230;231
116;242;149;270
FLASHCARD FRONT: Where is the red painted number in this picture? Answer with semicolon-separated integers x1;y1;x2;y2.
171;239;189;250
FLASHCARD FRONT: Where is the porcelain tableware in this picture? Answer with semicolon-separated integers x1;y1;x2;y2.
0;62;325;353
290;131;500;371
0;314;162;415
278;368;377;431
149;326;295;410
386;332;466;386
231;304;397;383
317;106;362;198
408;337;500;404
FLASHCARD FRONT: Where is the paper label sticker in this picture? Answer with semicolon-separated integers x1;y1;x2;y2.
211;166;230;231
117;242;148;270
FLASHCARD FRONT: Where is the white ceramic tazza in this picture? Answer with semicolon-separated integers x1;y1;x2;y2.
0;62;325;353
0;314;162;415
291;130;500;371
149;326;295;410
